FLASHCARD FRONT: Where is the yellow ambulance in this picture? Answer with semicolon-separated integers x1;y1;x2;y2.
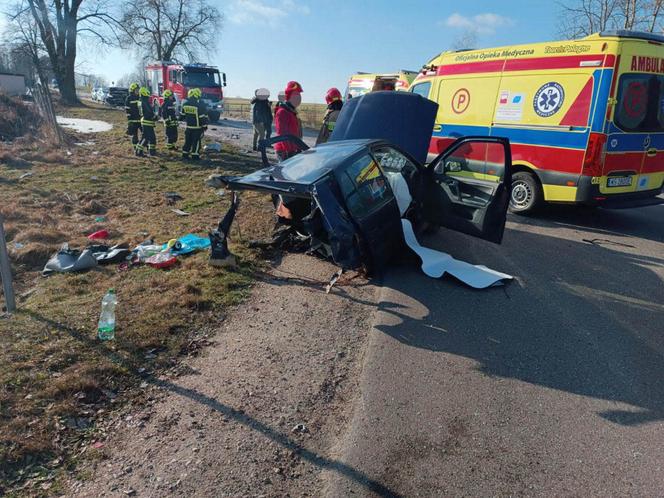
345;71;418;100
409;30;664;212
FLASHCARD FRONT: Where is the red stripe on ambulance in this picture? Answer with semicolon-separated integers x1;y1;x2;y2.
511;144;585;175
436;54;615;76
559;77;594;126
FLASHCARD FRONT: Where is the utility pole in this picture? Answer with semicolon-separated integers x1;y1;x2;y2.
0;215;16;313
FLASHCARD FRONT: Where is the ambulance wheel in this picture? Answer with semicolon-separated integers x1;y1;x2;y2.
510;172;542;214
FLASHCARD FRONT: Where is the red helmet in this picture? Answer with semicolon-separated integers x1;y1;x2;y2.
284;80;303;100
325;87;342;104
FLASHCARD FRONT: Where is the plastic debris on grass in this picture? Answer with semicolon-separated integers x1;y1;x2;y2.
41;233;213;275
204;142;222;152
87;229;109;240
43;244;98;276
160;234;211;256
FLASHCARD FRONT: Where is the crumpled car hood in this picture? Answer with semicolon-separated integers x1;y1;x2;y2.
329;91;438;164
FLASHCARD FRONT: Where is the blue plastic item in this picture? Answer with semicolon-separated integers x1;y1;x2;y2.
162;234;211;255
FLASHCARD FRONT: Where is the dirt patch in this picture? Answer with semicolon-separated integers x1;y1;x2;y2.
22;150;69;164
9;242;57;270
0;151;32;169
13;228;68;245
67;254;378;498
79;199;108;215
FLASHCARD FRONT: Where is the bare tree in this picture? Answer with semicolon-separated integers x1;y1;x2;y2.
3;7;64;142
117;0;222;62
7;0;119;105
4;5;50;89
558;0;621;37
648;0;664;30
116;59;149;87
559;0;664;37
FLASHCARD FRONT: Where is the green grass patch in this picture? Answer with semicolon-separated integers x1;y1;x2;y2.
0;101;273;496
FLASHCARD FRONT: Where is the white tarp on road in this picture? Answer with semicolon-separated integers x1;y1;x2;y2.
401;219;513;289
386;172;513;288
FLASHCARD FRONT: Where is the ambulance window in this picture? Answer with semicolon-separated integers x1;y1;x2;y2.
615;74;664;132
410;82;432;100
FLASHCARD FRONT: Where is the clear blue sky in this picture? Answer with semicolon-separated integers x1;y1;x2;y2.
2;0;561;102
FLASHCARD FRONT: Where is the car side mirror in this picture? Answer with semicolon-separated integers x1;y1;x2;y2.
444;159;463;173
222;73;227;87
432;157;465;176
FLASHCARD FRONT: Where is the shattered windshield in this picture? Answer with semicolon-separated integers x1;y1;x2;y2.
183;70;220;87
278;143;366;183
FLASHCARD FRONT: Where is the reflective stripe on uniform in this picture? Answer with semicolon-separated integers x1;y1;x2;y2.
183;105;201;128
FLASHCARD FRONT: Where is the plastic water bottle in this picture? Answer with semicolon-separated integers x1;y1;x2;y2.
97;289;117;340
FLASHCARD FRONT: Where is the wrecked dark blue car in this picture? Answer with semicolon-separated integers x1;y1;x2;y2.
219;91;512;274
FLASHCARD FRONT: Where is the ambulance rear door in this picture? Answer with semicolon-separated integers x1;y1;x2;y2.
604;37;664;194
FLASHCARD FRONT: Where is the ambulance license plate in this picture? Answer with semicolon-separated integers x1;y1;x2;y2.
607;176;632;187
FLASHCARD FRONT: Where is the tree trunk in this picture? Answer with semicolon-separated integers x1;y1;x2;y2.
59;62;78;105
50;54;77;105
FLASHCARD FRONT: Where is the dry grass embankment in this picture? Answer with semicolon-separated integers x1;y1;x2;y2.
0;99;276;496
0;94;43;142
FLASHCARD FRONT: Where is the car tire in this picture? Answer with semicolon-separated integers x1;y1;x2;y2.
510;171;542;214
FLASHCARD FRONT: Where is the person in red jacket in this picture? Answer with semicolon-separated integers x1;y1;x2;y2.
274;81;304;161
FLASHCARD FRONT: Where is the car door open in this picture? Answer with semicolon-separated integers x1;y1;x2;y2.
423;137;512;244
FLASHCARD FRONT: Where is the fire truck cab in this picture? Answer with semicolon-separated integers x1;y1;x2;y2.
145;61;227;123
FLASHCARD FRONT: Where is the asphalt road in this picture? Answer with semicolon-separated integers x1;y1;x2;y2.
325;202;664;497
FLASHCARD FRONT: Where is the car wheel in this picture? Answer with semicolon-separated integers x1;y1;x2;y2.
510;171;542;214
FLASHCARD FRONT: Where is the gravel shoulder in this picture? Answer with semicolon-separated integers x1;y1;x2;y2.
66;253;379;497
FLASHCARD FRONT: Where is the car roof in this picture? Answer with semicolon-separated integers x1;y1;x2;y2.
249;139;384;185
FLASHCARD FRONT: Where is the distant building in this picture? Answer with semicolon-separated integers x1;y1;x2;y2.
0;72;27;96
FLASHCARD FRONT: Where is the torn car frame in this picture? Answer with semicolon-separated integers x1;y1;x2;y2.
216;92;513;275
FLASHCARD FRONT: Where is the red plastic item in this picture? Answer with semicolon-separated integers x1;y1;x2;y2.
145;253;178;269
87;229;109;240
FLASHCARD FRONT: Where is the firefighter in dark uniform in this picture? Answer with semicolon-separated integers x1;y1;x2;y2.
124;82;142;155
181;88;208;160
137;86;157;156
161;89;179;150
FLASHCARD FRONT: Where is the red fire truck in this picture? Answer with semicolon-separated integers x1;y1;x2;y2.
145;61;227;123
